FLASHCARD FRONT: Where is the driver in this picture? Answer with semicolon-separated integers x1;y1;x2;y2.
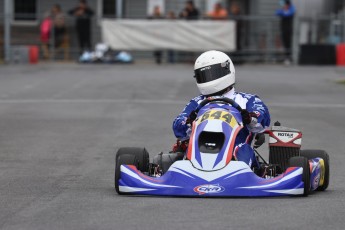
172;50;270;168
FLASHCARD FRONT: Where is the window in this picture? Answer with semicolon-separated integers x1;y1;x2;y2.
14;0;37;21
103;0;117;18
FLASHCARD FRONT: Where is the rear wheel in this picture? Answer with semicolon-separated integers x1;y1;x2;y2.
116;147;150;172
115;154;138;194
152;152;184;173
289;156;310;196
300;149;329;191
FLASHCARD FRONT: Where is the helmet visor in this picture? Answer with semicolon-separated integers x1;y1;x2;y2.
194;61;231;84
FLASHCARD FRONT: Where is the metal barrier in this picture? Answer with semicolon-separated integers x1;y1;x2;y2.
1;1;345;64
297;14;345;45
293;12;345;64
0;14;285;63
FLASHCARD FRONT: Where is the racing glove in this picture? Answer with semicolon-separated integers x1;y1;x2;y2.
241;109;258;126
254;133;265;148
187;110;197;124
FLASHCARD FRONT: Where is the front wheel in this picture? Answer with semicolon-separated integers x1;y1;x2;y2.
115;154;138;194
116;147;150;172
289;156;310;196
300;149;329;191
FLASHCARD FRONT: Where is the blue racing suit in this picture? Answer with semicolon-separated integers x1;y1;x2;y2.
172;88;270;168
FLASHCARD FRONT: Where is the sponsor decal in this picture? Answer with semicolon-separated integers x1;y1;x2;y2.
193;184;225;195
253;111;261;117
313;174;320;189
277;132;293;138
311;162;320;173
200;66;211;71
273;131;301;143
248;159;252;168
319;159;325;186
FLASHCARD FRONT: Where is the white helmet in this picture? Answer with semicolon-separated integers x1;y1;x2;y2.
194;50;235;95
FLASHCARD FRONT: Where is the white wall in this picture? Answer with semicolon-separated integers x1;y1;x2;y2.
293;0;330;18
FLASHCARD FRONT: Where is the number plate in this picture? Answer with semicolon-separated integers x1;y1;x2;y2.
198;109;238;128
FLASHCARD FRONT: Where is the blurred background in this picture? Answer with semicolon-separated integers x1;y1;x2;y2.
1;0;345;66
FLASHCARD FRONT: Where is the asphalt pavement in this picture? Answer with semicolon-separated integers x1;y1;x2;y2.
0;63;344;230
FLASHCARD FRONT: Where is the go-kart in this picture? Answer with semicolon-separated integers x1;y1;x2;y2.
115;97;329;197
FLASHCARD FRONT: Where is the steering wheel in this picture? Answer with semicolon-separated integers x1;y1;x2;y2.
195;97;243;114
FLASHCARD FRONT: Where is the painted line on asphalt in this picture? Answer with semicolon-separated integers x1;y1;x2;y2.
0;99;344;108
268;103;345;108
0;99;185;105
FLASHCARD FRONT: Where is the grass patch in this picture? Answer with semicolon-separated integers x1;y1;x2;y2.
336;79;345;85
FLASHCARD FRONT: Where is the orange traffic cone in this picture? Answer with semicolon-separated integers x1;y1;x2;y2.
29;46;39;64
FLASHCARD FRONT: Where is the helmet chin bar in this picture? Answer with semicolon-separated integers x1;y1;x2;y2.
197;73;235;95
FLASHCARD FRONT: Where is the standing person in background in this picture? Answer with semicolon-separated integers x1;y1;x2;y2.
151;5;163;18
68;0;94;54
207;2;228;20
179;1;199;63
276;0;296;65
52;4;69;60
40;11;52;60
229;2;243;64
167;11;176;19
179;1;199;20
148;6;164;64
166;11;177;63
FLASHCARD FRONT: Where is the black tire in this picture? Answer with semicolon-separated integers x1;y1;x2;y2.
289;156;310;196
300;149;329;191
152;152;184;173
116;147;149;172
115;154;138;194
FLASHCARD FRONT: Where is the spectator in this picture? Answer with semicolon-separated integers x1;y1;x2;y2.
51;4;69;60
179;1;199;63
229;2;243;62
276;0;296;65
229;2;241;17
207;2;228;20
179;1;199;20
167;11;176;20
166;11;177;63
68;0;94;54
148;6;163;64
40;11;52;60
151;5;163;19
